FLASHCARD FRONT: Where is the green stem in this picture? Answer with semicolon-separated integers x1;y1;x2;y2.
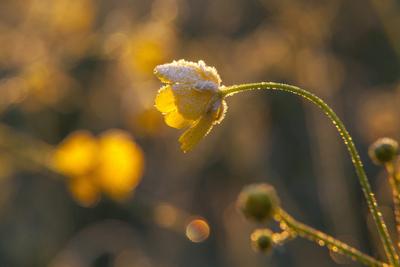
278;209;387;267
385;162;400;250
221;82;399;266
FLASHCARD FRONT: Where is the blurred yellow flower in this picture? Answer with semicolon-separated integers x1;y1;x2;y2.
108;22;175;78
68;176;100;207
50;0;95;35
29;0;95;35
53;129;145;206
52;131;98;177
96;130;144;201
124;35;166;76
21;61;71;108
154;60;227;152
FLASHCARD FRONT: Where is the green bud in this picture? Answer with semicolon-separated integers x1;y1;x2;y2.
368;137;398;165
251;228;274;254
237;183;280;222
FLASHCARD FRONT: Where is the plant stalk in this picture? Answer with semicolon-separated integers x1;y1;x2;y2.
385;162;400;250
221;82;399;266
278;209;387;267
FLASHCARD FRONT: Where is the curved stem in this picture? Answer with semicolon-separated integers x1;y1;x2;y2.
221;82;399;266
278;209;387;267
385;162;400;250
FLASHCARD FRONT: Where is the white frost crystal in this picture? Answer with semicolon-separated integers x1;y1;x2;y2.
154;59;221;92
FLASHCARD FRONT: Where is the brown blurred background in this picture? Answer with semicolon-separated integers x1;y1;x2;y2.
0;0;399;266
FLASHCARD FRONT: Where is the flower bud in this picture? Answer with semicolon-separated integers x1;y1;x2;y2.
368;137;398;165
250;229;274;254
237;183;280;222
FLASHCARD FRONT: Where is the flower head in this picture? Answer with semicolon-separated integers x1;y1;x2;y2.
154;59;227;152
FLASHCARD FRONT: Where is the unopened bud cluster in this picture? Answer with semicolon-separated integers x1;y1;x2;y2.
250;229;274;253
368;137;398;165
236;183;280;222
236;183;282;255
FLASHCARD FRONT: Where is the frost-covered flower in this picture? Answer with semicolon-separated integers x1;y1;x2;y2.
154;59;227;152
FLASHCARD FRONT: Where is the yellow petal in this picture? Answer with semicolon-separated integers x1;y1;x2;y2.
173;84;213;120
213;99;228;124
164;110;192;129
179;115;214;152
155;85;176;113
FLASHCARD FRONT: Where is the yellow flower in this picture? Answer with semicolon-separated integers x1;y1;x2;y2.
154;60;227;152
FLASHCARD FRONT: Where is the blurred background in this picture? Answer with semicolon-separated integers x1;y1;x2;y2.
0;0;399;266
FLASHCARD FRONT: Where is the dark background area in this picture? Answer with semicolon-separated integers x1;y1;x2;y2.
0;0;399;266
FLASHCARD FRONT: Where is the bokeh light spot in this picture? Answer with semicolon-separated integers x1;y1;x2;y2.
185;219;210;243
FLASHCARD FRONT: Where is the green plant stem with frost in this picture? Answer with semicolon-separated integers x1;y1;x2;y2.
385;162;400;249
277;209;387;267
220;82;399;266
